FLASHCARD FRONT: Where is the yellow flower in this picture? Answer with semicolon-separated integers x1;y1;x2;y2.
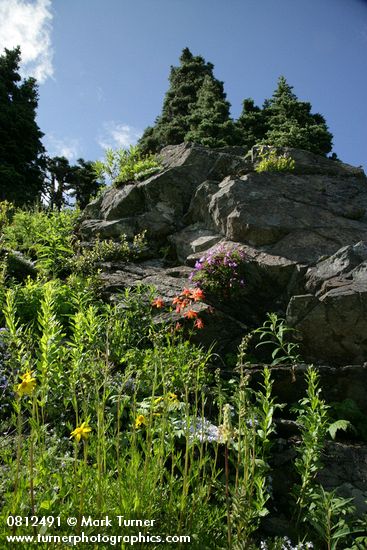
135;414;147;429
70;422;92;443
153;396;164;405
166;392;178;402
16;370;36;397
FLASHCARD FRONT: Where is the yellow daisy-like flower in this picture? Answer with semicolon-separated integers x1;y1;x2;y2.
70;422;92;443
166;392;178;402
16;370;36;397
135;414;147;429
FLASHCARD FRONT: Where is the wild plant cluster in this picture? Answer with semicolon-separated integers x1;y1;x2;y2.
189;244;246;301
93;145;162;188
0;203;146;283
255;148;296;173
0;205;366;549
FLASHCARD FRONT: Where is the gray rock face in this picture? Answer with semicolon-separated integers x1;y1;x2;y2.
80;143;250;240
80;143;367;364
81;144;367;263
287;243;367;364
190;171;367;263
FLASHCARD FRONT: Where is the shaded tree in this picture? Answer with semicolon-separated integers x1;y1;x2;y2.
186;75;237;147
45;157;102;210
139;48;223;152
45;156;75;210
0;47;45;205
262;76;333;155
139;50;334;157
67;158;103;209
236;98;267;152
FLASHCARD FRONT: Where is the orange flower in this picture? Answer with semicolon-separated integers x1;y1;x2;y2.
172;296;182;306
181;288;192;297
175;322;182;331
191;288;205;302
152;297;164;308
194;318;204;329
184;309;198;320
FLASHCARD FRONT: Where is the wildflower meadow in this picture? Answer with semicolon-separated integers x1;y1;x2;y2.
0;206;366;549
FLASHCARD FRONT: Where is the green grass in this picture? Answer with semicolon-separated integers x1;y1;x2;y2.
0;205;365;549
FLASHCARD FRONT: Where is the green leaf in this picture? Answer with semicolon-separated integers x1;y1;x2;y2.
328;419;356;440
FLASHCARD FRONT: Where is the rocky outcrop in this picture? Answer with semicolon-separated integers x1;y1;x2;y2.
81;143;367;265
80;143;250;240
287;243;367;364
80;143;367;364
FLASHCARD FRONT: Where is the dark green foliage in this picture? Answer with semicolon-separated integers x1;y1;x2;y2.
140;49;334;156
45;156;103;210
262;76;333;155
139;47;235;152
66;158;103;209
330;398;367;441
237;77;333;155
236;98;267;152
186;75;237;147
0;47;46;205
45;156;75;210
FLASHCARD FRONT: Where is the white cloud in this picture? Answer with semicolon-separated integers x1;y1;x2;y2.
44;134;80;162
98;122;142;150
0;0;54;83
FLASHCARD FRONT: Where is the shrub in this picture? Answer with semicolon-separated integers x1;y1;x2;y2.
93;145;162;187
189;244;246;300
69;231;147;276
255;147;295;173
0;201;14;232
2;208;77;277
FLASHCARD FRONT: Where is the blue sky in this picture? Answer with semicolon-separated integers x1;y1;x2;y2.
1;0;366;169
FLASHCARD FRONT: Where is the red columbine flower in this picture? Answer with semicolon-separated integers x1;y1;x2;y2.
172;296;182;312
152;297;164;308
181;288;192;297
184;309;198;319
191;288;205;302
175;322;182;331
194;318;204;329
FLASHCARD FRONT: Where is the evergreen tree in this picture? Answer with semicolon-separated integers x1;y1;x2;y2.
0;47;45;205
45;156;102;210
185;75;237;147
262;76;333;155
236;98;267;152
67;158;103;210
139;48;223;152
45;156;76;210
